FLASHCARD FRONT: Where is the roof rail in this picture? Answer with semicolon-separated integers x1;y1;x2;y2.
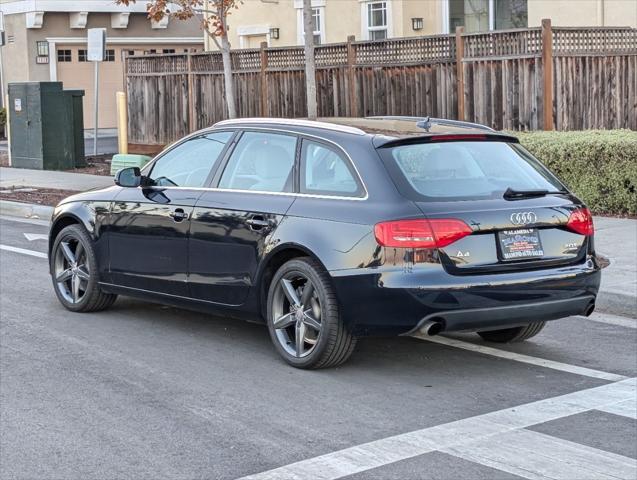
367;116;496;132
214;118;367;136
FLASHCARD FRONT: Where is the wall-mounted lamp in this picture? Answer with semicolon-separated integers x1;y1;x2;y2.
269;27;280;39
411;17;424;31
36;40;49;57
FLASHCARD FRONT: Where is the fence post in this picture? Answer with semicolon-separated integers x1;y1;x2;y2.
455;26;465;121
346;35;358;117
260;42;268;117
187;52;196;132
541;18;554;130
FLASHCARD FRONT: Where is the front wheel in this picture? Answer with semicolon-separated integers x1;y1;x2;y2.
50;224;117;312
266;257;356;369
477;321;546;343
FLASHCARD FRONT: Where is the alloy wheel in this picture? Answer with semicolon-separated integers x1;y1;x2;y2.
271;273;323;358
54;237;90;304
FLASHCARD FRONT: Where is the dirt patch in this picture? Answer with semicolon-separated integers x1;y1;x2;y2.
0;187;78;207
0;154;112;176
71;155;113;176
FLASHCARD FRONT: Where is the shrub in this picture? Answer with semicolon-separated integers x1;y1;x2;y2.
512;130;637;216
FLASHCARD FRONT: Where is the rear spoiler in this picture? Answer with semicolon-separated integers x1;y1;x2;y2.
374;133;520;148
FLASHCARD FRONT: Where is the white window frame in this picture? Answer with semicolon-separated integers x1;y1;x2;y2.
360;0;392;41
295;0;326;45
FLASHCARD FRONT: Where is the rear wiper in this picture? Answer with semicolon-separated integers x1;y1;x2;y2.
503;187;566;199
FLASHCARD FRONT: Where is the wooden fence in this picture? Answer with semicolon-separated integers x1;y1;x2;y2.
125;20;637;148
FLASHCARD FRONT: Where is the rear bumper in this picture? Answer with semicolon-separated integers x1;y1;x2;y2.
405;295;595;335
330;257;601;336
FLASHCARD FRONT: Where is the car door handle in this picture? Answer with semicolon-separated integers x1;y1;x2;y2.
246;215;271;231
169;208;189;222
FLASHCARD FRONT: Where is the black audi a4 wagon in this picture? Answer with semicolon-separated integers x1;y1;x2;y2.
49;117;601;368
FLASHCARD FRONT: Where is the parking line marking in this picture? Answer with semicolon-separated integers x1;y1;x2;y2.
442;429;637;480
0;244;47;259
0;215;50;226
597;399;637;420
578;312;637;329
414;334;628;382
237;378;636;480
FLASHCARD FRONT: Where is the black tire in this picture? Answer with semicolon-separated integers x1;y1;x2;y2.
266;257;356;369
477;321;546;343
50;224;117;313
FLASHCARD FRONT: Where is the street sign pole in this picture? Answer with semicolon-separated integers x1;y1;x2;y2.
87;28;106;157
93;61;99;156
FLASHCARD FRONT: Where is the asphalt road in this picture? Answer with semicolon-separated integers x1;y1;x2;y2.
1;216;635;480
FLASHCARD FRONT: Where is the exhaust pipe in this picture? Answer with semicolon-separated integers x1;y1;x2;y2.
584;301;596;317
419;319;444;336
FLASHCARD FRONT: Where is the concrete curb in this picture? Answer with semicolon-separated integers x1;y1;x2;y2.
0;200;54;221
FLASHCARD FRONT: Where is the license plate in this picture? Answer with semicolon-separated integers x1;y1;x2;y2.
498;228;544;261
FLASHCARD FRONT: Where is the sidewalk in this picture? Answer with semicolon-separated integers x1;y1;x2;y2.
0;167;112;191
0;166;634;317
594;216;637;317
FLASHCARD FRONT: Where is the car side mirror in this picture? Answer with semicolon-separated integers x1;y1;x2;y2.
114;167;142;188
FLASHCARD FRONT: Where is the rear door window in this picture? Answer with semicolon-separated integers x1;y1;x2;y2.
218;131;297;193
300;140;363;197
381;141;565;201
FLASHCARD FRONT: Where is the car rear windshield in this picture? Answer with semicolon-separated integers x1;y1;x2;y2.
379;141;565;201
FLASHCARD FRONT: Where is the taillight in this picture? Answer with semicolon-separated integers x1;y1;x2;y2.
566;207;594;236
374;219;472;248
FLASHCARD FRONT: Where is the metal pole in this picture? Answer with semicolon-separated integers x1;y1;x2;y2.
93;60;99;156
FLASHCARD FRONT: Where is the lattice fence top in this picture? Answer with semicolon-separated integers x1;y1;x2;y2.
553;27;637;55
463;28;543;59
355;35;455;65
126;53;189;74
126;26;637;75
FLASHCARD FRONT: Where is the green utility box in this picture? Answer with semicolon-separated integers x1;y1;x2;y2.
64;89;86;167
110;154;152;176
8;82;85;170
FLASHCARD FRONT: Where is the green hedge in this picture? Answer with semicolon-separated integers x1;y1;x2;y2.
513;130;637;216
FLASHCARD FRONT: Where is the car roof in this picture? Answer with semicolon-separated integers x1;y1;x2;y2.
211;116;519;145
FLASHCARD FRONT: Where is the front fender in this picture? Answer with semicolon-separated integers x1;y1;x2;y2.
49;200;113;280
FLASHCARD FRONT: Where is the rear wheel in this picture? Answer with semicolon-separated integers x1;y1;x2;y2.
266;257;356;369
50;224;117;312
477;322;546;343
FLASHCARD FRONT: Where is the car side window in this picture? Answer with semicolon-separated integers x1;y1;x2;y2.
218;132;297;193
300;140;362;197
148;131;233;188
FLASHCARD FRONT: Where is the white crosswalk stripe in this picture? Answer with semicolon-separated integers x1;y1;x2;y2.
238;378;636;480
414;334;628;382
442;429;637;480
597;398;637;420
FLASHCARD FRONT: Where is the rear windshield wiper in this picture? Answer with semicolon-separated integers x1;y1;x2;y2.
503;187;567;199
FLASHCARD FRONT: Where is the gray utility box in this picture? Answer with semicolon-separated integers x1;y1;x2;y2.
8;82;85;170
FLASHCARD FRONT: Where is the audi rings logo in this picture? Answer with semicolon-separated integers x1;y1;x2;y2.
510;211;537;225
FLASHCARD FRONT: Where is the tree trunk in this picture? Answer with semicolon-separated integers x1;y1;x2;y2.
220;34;237;119
302;0;318;120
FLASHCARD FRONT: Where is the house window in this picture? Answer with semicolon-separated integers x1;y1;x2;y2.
78;49;88;62
311;8;322;44
495;0;527;29
448;0;527;33
162;48;176;54
298;7;324;45
105;49;115;61
57;49;72;62
367;2;388;40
